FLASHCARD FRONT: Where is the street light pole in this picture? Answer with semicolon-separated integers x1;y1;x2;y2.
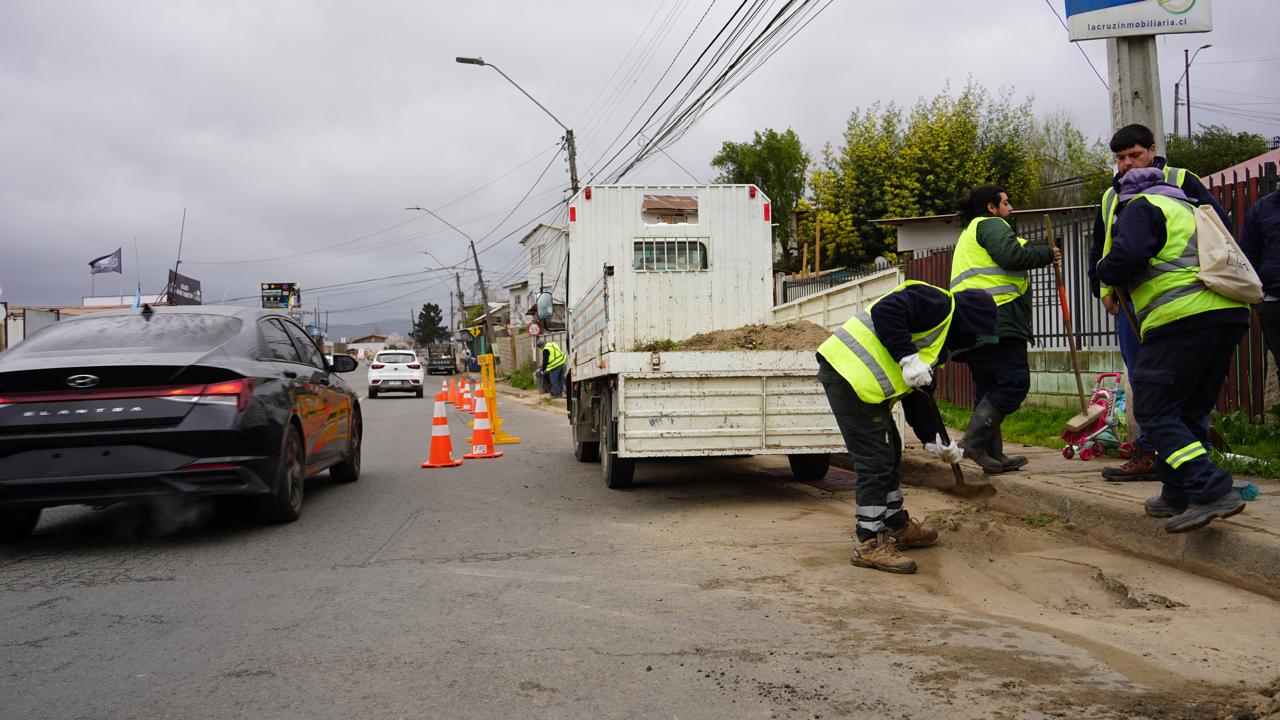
1182;44;1212;142
406;206;496;358
455;56;579;195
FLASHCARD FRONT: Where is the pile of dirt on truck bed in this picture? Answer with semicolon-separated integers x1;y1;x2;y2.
635;320;830;352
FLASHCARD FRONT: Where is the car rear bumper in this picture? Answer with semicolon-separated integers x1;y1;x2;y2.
0;460;272;509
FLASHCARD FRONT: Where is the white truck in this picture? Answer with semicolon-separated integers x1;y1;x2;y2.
565;184;846;488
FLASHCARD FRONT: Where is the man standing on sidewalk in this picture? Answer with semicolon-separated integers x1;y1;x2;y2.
1240;187;1280;392
1096;167;1250;533
817;280;996;574
1087;124;1231;481
949;185;1060;475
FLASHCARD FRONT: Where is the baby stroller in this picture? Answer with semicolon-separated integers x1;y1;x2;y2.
1062;372;1137;461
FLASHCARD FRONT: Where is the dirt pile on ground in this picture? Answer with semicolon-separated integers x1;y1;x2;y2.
635;320;830;352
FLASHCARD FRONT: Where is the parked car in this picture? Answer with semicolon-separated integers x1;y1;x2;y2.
0;306;363;540
368;350;424;398
425;343;458;375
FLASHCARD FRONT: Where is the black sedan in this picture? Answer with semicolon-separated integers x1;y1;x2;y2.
0;305;362;539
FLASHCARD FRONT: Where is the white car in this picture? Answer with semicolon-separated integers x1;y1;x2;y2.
368;350;425;398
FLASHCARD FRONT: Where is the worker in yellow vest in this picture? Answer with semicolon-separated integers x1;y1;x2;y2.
1096;166;1251;533
538;339;567;398
948;185;1060;474
817;281;996;574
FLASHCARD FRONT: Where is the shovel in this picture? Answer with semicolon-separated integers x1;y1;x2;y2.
913;389;996;499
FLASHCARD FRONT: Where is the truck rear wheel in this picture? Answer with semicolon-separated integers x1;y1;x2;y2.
602;417;634;489
788;453;831;482
574;419;600;463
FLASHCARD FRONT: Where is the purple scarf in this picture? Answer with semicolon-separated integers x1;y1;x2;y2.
1116;166;1191;202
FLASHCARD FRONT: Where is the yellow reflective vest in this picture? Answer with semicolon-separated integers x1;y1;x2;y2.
543;341;566;371
949;216;1029;307
1099;165;1189;299
817;281;954;404
1100;193;1246;339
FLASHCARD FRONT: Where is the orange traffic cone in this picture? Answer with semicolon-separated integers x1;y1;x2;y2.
421;392;463;468
460;380;473;412
448;377;460;406
464;388;503;459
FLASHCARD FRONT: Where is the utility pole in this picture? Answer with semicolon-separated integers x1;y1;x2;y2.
1106;36;1165;153
455;272;467;355
1172;82;1181;138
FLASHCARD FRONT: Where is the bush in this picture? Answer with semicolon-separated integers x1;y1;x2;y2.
508;362;536;390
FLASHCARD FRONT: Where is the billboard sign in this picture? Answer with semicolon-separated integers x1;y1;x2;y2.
167;270;203;305
1066;0;1211;42
261;282;301;310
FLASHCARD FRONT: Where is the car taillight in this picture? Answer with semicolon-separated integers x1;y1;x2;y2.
371;363;385;369
407;363;421;369
204;378;256;411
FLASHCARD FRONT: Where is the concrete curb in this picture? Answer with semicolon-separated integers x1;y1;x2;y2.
891;449;1280;600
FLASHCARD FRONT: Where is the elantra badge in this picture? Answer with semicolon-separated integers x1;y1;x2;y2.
66;374;100;389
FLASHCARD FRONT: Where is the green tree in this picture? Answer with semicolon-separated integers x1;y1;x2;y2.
412;303;449;347
809;81;1041;269
711;128;809;270
1166;124;1270;177
1025;109;1112;208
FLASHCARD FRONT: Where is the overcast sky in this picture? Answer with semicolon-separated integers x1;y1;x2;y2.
2;0;1274;331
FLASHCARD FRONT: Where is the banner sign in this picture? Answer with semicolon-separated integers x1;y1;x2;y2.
1065;0;1211;41
261;282;301;310
167;270;203;305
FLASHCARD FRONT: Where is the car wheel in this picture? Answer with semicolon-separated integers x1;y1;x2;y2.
416;388;424;398
369;388;379;399
259;425;305;523
787;453;831;481
0;507;41;541
330;412;362;483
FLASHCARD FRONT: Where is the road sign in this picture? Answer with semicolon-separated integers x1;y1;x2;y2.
468;327;482;337
527;322;542;336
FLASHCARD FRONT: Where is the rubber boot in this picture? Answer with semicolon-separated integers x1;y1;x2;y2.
960;399;1007;475
988;424;1027;472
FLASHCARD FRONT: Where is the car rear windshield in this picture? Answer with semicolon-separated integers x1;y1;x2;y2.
6;314;243;356
377;353;417;364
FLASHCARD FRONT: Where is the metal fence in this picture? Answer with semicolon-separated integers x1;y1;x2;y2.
781;264;887;303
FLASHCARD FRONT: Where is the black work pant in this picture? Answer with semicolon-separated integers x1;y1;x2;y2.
1258;301;1280;391
960;337;1031;416
1132;323;1245;508
818;365;908;542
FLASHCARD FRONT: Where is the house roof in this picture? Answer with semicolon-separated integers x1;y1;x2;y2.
350;334;389;344
643;194;699;212
1203;148;1280;188
518;223;569;246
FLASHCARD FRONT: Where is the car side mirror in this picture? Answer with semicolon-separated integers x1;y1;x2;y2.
331;354;358;373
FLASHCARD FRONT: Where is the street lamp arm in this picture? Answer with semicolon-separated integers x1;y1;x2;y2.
457;58;568;131
406;206;475;242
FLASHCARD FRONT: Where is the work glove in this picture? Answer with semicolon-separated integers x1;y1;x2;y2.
898;353;933;388
925;433;964;464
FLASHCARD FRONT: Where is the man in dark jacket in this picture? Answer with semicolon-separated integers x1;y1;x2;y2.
817;281;996;574
1096;167;1250;533
949;185;1060;474
1240;188;1280;390
1086;124;1231;481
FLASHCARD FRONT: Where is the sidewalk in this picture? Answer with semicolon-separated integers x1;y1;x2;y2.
896;440;1280;600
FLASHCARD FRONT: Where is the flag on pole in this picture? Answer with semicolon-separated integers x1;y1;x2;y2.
132;283;142;308
89;248;123;275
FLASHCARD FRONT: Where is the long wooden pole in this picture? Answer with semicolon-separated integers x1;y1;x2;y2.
1044;215;1088;413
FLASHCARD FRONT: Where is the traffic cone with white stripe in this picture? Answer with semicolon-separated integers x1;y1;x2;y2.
464;388;503;459
421;392;463;468
460;379;474;413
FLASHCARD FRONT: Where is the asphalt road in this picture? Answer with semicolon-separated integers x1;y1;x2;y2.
0;368;1275;719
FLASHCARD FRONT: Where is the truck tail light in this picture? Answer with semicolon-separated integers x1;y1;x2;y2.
569;206;576;222
749;185;757;198
584;187;592;200
763;203;771;222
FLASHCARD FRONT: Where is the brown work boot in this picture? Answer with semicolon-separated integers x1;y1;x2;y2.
1101;450;1157;481
889;518;939;549
850;533;917;574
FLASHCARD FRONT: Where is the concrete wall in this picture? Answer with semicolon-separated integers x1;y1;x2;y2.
1025;349;1126;411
